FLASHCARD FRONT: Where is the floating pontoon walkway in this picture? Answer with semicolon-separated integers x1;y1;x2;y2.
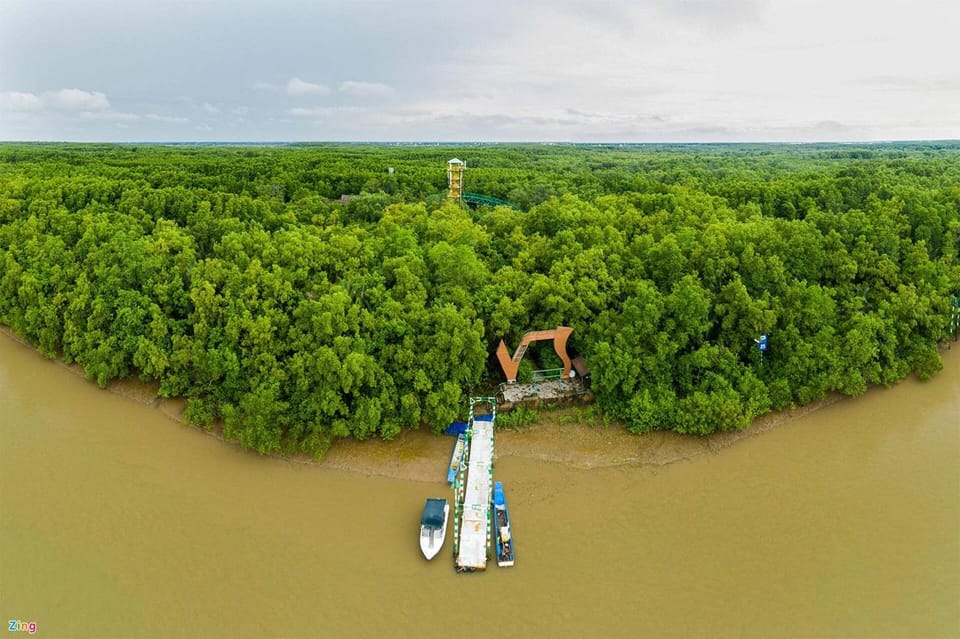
453;397;497;572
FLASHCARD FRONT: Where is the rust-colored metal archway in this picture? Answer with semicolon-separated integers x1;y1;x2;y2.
496;326;574;384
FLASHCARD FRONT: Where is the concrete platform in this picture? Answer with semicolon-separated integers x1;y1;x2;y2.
498;378;593;410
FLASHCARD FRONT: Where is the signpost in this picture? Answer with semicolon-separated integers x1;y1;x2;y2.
754;334;768;365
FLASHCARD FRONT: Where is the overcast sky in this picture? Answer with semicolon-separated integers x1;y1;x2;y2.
1;0;958;142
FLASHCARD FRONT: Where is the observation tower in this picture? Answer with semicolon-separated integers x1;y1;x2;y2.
447;158;465;203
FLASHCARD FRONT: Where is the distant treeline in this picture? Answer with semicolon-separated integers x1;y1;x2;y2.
1;142;958;455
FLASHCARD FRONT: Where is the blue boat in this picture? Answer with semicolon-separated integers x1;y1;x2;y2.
447;433;466;484
492;481;515;567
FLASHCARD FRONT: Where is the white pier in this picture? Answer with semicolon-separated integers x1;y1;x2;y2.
454;398;496;572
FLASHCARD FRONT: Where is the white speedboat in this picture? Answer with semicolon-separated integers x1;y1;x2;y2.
420;498;450;560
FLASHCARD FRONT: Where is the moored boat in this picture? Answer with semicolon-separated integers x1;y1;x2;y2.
492;481;515;567
420;498;450;560
447;433;466;484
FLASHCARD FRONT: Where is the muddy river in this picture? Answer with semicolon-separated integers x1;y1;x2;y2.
1;331;957;638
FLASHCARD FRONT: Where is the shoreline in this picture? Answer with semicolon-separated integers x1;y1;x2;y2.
3;324;956;482
315;391;848;482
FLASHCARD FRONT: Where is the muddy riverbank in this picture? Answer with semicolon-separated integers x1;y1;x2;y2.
1;324;859;480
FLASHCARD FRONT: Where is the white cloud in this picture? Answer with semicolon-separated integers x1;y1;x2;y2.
1;88;111;112
0;91;43;111
232;106;249;115
45;88;110;110
656;0;766;27
80;111;139;122
288;106;367;118
392;0;960;141
339;80;395;98
286;77;330;96
146;113;190;124
202;102;219;114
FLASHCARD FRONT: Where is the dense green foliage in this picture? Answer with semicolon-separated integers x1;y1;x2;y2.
1;142;958;453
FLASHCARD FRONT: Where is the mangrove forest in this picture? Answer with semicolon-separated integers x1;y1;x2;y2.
1;142;958;456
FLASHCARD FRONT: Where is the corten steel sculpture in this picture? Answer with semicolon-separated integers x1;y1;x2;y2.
496;326;574;384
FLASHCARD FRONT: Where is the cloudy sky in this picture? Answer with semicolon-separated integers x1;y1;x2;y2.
1;0;958;142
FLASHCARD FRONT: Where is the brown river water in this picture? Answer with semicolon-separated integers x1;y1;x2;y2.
1;330;958;639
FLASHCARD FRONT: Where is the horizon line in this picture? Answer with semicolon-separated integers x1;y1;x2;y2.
2;138;960;146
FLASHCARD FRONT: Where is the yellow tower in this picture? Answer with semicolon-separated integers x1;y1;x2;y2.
447;158;465;202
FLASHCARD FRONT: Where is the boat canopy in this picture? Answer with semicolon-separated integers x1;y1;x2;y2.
444;421;469;436
494;481;506;506
422;498;447;528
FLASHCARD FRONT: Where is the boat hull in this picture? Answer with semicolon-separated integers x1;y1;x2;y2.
420;503;450;560
447;434;466;484
493;482;515;567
